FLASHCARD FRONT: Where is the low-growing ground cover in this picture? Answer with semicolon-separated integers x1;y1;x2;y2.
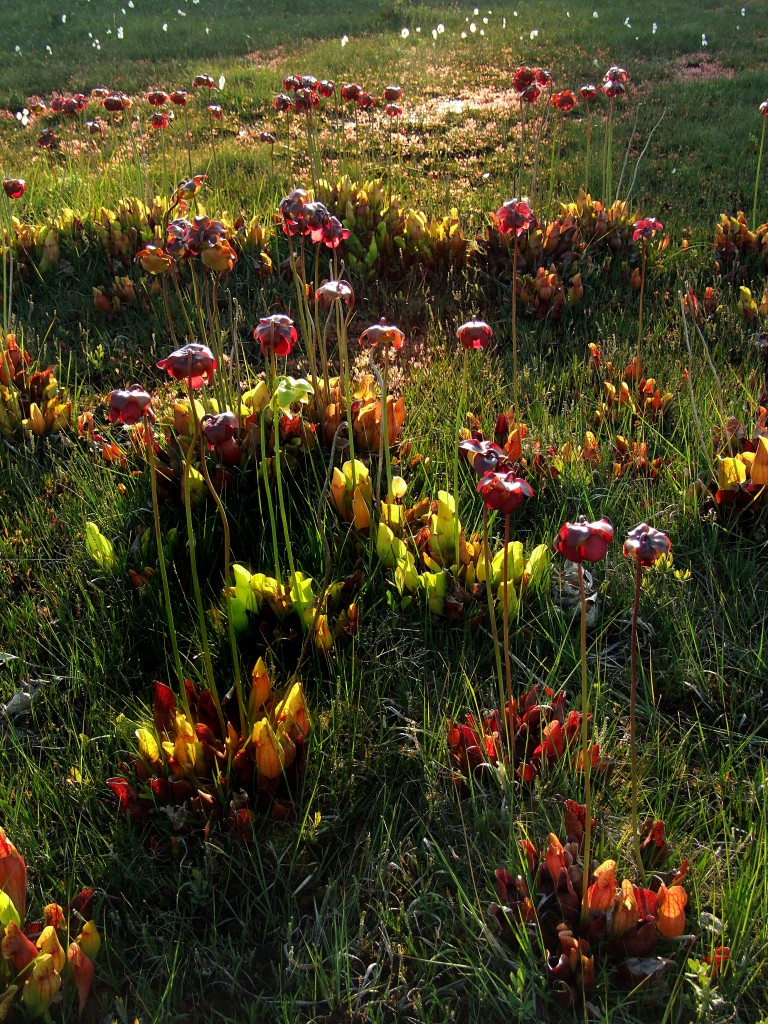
1;1;768;1021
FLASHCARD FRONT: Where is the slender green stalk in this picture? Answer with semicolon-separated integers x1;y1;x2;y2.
337;303;357;487
578;561;593;925
502;514;513;720
584;99;591;193
630;560;644;881
260;400;281;585
183;105;193;176
144;413;189;717
512;242;520;414
753;117;767;230
546;116;559;219
453;348;470;566
483;507;506;725
269;349;298;588
184;380;226;735
636;240;647;375
381;346;393;499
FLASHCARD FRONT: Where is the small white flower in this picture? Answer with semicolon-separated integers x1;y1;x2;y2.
437;23;444;33
106;28;112;33
416;26;421;32
482;16;488;23
162;21;168;30
741;7;746;14
88;31;92;37
474;7;479;14
624;16;631;27
470;21;476;32
652;21;657;33
46;44;52;53
205;26;209;33
432;28;437;39
117;24;123;36
593;10;599;17
529;28;539;39
702;32;707;45
401;27;409;38
461;30;467;38
566;10;570;16
479;28;485;34
122;7;126;13
177;7;186;14
128;0;134;6
502;17;506;28
341;34;348;45
61;13;66;22
14;44;20;52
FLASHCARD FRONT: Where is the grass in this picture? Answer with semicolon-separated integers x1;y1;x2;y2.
2;0;768;1022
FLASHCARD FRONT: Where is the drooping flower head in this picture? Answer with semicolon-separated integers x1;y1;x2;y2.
602;80;626;99
201;238;237;273
300;201;331;242
170;89;189;106
300;75;319;92
193;74;216;89
359;318;404;350
149;111;171;130
521;83;541;104
293;88;319;113
174;174;208;201
91;86;110;100
459;438;506;476
553;515;614;563
319;79;335;98
535;68;553;86
135;244;173;273
323;216;350;249
147;89;169;106
165;218;193;259
477;471;534;514
632;217;663;243
283;75;301;92
279;187;308;234
512;66;536;94
259;130;276;144
385;104;403;118
491;198;538;238
102;92;131;112
38;128;59;149
201;411;238;449
761;100;768;117
253;314;298;358
604;65;629;84
317;279;355;310
551;90;577;112
456;319;493;350
383;84;403;102
579;84;598;101
341;83;362;102
623;523;672;567
273;94;292;113
157;343;218;388
357;91;376;110
2;178;26;199
86;119;106;136
107;385;154;425
182;214;228;255
207;104;223;120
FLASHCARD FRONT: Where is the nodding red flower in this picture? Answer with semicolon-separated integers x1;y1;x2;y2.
319;79;335;98
283;75;301;92
553;515;614;563
579;84;598;101
165;218;192;258
300;75;319;91
38;128;58;149
293;88;319;113
207;104;222;120
604;65;629;84
193;74;216;89
512;66;535;93
477;471;534;514
175;174;208;200
341;82;362;102
147;89;169;106
301;200;331;242
202;411;238;449
135;244;174;273
491;199;538;238
761;99;768;116
551;90;577;112
86;119;106;136
102;93;130;112
602;80;626;99
260;130;276;144
50;96;64;112
632;216;663;242
62;98;79;116
323;215;350;249
359;317;404;349
107;385;154;425
357;91;376;110
383;84;403;102
253;314;298;358
273;93;293;113
623;523;671;567
521;83;541;103
456;319;493;350
149;111;171;130
2;178;26;200
535;68;553;86
170;89;189;106
73;92;87;110
91;87;110;100
279;187;308;226
317;279;355;310
157;343;218;387
385;103;403;117
182;214;228;255
459;438;506;475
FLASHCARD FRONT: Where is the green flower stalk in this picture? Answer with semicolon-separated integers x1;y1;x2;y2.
752;101;768;229
358;316;404;506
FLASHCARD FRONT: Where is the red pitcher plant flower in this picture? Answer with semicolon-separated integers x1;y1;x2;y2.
170;89;189;105
207;104;223;120
341;83;362;102
283;74;300;92
551;90;577;113
580;84;598;101
149;111;171;130
193;74;215;89
147;89;169;105
383;84;403;102
319;80;335;98
157;343;217;387
2;179;26;200
107;385;154;426
202;411;240;465
254;314;298;360
456;319;492;350
553;516;614;563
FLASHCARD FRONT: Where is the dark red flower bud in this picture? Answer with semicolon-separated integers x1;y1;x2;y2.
253;314;298;358
207;104;223;120
551;90;577;112
623;523;671;567
341;83;362;102
273;94;292;113
2;178;26;200
491;199;537;237
318;80;335;98
283;75;301;92
147;90;169;106
193;74;215;89
149;111;170;130
477;471;534;514
553;516;614;563
202;411;238;449
107;385;154;425
383;84;403;102
300;75;318;91
170;90;189;106
512;66;535;94
385;104;403;117
157;343;218;388
357;91;376;110
579;84;598;101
